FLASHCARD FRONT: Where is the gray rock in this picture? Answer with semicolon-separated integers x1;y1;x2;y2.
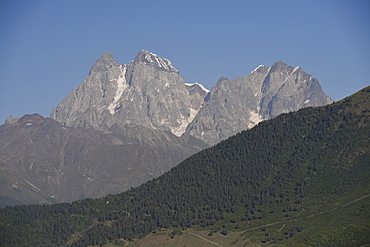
5;115;19;125
52;52;331;147
0;114;207;205
184;61;333;145
185;82;210;110
51;50;196;136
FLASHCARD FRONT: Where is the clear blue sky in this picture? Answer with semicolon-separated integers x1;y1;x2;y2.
1;0;369;124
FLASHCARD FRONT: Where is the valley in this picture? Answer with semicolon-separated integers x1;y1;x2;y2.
1;86;369;246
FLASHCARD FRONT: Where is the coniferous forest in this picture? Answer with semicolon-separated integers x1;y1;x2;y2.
1;86;370;246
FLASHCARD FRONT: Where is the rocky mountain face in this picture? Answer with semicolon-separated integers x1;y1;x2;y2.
185;61;333;144
51;50;207;137
51;50;331;145
1;50;333;205
0;114;206;206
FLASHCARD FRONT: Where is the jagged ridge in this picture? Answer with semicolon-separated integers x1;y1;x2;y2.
51;50;205;137
51;50;332;145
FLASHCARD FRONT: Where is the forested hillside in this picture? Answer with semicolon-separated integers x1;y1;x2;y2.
1;86;369;246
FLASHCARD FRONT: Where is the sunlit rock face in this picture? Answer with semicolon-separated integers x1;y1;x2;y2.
184;61;332;145
51;50;205;137
51;51;332;145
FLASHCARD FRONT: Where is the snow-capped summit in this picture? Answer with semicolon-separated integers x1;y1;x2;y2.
185;82;210;93
133;49;178;72
51;50;195;136
51;51;332;145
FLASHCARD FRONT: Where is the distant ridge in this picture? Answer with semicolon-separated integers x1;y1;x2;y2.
0;113;207;205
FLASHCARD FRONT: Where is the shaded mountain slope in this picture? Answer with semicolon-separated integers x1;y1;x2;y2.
0;86;368;246
0;115;206;206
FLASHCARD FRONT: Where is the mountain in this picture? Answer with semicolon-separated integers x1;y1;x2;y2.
51;51;332;145
1;51;332;206
0;50;332;206
185;60;333;145
0;114;206;206
50;50;206;137
1;86;368;247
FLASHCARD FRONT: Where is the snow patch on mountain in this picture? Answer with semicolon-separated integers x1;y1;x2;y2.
248;110;263;129
282;66;301;84
171;108;199;137
251;65;264;73
292;66;300;74
141;50;178;72
108;66;127;114
185;82;210;93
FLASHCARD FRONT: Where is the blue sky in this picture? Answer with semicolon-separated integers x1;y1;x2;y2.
1;0;369;124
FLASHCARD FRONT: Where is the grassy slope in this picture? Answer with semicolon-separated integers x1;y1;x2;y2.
125;86;370;246
128;195;370;247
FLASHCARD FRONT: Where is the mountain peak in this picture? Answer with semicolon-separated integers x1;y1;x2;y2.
5;115;19;125
138;49;150;55
251;64;269;74
268;60;299;75
89;52;118;74
271;60;289;69
133;49;178;72
185;82;210;93
102;51;114;58
19;113;44;122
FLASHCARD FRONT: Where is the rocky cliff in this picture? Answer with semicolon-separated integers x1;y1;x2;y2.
185;61;333;144
51;51;332;145
51;50;206;137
